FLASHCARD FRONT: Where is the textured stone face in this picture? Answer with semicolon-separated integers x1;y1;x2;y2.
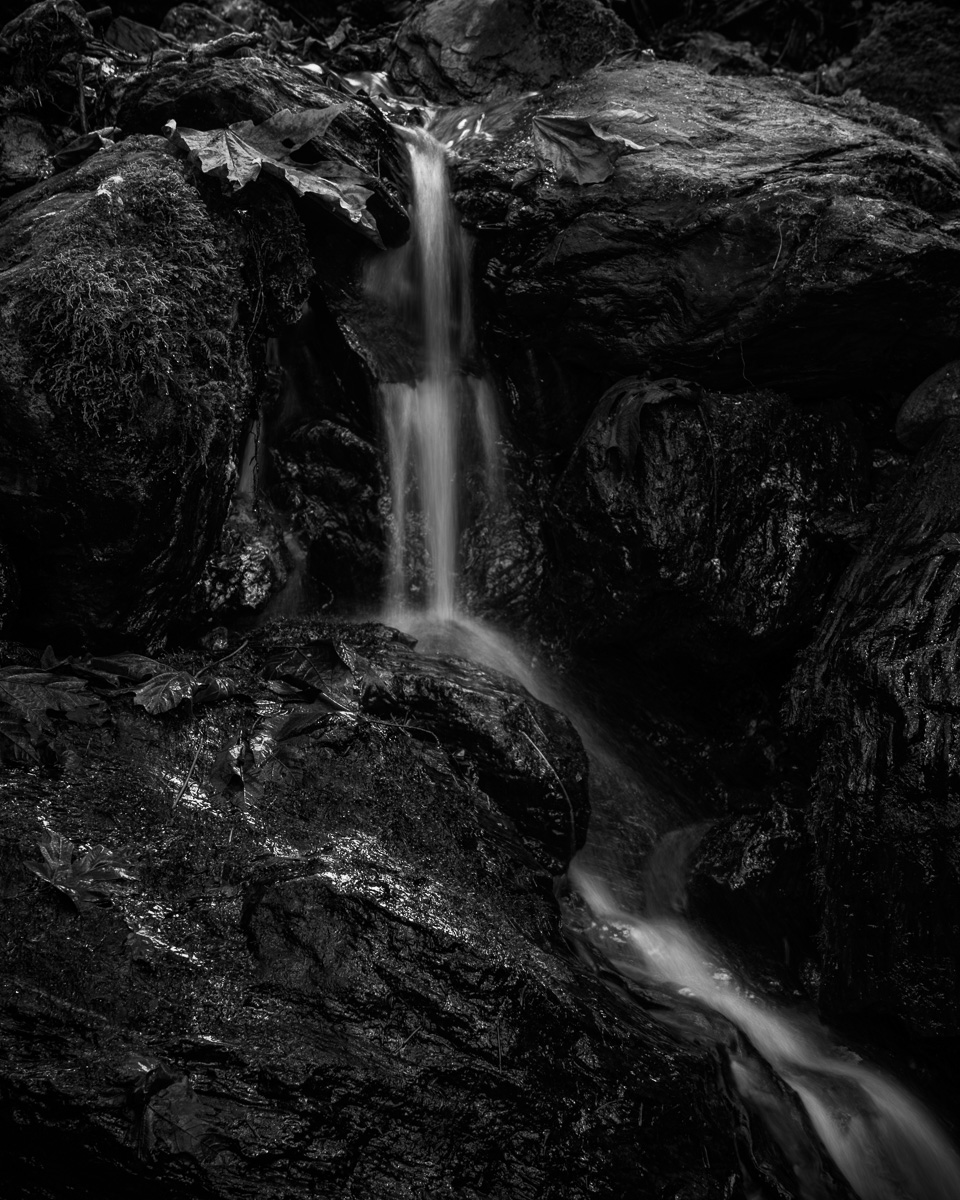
388;0;636;102
449;61;960;405
543;381;865;655
788;418;960;1037
0;620;764;1199
0;138;251;645
895;359;960;450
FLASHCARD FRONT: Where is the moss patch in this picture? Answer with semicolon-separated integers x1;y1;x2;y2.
16;150;242;450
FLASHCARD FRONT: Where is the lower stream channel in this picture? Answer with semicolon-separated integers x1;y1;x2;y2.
362;123;960;1197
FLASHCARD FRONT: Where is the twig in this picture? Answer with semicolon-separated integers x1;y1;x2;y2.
197;638;249;676
520;728;577;856
75;59;87;134
172;742;203;809
772;219;784;273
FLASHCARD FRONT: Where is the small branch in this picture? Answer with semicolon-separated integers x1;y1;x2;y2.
172;742;203;809
520;728;577;856
75;59;87;134
197;638;249;677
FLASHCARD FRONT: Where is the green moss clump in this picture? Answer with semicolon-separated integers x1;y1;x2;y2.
18;153;243;449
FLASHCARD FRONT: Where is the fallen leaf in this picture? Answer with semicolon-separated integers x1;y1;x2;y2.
168;109;383;244
532;114;650;185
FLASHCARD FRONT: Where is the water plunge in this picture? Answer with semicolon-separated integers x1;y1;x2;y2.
372;124;960;1199
370;127;501;621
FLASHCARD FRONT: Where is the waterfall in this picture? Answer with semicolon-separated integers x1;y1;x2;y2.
571;860;960;1200
371;120;960;1200
371;127;501;622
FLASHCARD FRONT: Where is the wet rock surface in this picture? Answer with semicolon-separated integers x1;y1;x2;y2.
895;358;960;450
687;803;817;970
450;60;960;403
0;113;58;195
0;619;761;1199
845;2;960;148
388;0;636;103
0;137;251;647
788;418;960;1039
3;0;960;1191
544;379;865;655
115;56;409;248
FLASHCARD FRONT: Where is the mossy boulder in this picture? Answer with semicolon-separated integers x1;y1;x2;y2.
0;136;252;647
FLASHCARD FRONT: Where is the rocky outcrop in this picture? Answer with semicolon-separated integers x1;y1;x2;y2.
845;2;960;148
0;113;58;195
895;358;960;450
687;803;817;971
449;60;960;409
0;619;767;1199
543;379;865;655
0;136;252;647
787;417;960;1038
115;55;409;248
388;0;635;103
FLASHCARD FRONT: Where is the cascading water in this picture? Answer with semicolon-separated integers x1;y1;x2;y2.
372;122;960;1199
370;127;501;621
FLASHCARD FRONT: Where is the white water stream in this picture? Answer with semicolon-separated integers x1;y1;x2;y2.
370;127;501;620
372;126;960;1199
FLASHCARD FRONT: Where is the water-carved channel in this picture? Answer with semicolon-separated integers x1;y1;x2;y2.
373;124;960;1200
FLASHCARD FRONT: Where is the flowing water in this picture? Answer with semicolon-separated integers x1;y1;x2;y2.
372;126;960;1200
370;127;501;621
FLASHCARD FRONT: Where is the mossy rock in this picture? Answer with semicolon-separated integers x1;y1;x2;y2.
0;136;253;647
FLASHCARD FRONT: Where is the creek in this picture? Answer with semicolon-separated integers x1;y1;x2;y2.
368;122;960;1200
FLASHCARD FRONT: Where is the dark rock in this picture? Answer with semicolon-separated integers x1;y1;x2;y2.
450;60;960;404
845;2;960;148
0;137;252;646
687;803;817;966
116;54;409;246
460;450;548;624
895;359;960;450
0;0;92;89
238;181;314;333
160;3;235;42
787;418;960;1037
544;379;865;656
0;539;18;631
681;30;770;77
190;496;292;625
254;302;388;614
0;619;759;1198
211;0;282;34
356;629;590;868
0;113;57;196
388;0;636;103
271;419;386;609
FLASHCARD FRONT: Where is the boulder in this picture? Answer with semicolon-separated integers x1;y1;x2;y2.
0;113;57;196
687;803;817;969
388;0;635;103
895;358;960;450
0;0;92;89
845;2;960;147
160;3;236;42
787;417;960;1038
116;55;409;247
0;540;18;632
448;60;960;407
680;30;770;77
0;618;769;1198
543;379;865;656
0;137;252;646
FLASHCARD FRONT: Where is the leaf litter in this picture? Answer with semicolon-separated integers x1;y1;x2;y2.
166;107;384;245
